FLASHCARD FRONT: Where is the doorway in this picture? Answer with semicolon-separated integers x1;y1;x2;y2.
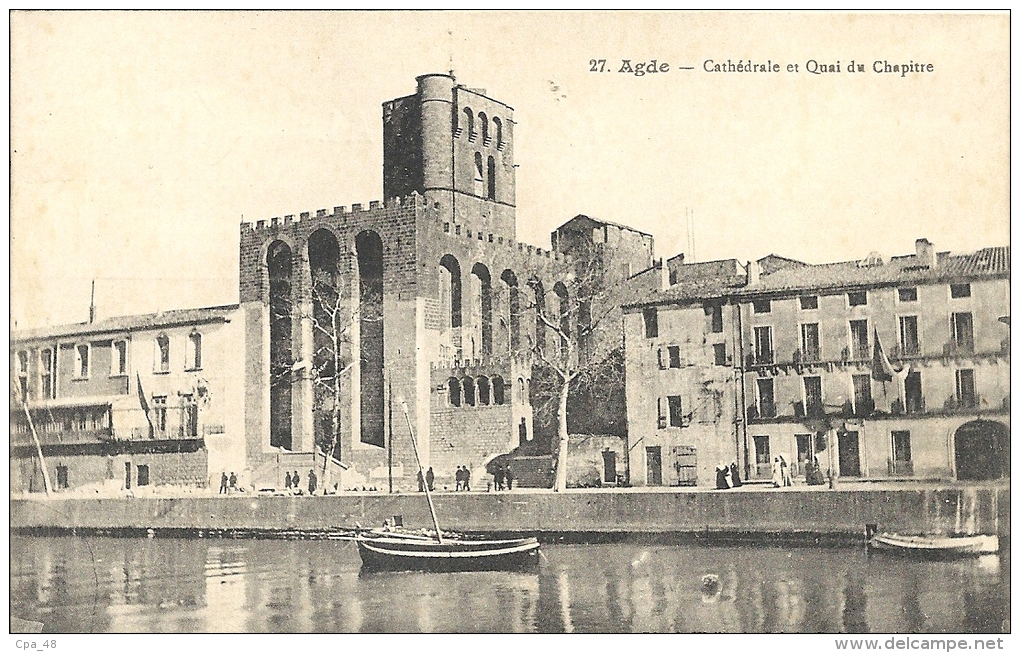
602;450;617;485
838;431;861;477
955;420;1009;480
645;446;662;486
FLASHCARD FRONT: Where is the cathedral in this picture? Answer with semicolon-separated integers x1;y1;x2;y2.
238;74;656;490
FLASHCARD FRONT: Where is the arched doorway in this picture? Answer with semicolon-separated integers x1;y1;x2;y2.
955;420;1009;480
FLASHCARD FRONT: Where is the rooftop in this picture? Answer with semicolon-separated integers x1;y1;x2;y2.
13;305;239;343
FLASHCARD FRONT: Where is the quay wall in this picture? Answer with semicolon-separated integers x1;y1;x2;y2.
10;487;1009;538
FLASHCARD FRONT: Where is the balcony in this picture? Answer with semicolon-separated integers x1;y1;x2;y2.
793;348;821;364
943;394;981;412
888;344;920;359
944;340;975;357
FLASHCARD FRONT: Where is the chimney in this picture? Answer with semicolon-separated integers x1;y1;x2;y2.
747;260;761;286
660;258;669;290
916;238;936;269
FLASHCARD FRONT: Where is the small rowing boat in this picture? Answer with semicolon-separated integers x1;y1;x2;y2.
869;532;999;557
353;395;541;573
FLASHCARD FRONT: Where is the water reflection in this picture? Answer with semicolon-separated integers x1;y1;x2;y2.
9;535;1009;633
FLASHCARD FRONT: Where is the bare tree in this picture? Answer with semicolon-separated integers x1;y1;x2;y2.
524;243;623;492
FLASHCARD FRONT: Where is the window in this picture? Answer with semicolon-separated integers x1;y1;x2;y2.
848;290;868;307
153;395;168;432
155;335;170;373
187;332;202;370
955;369;976;408
474;151;484;185
40;348;54;399
752;298;772;314
667;395;683;427
899;316;919;356
657;348;666;370
849;320;869;359
950;283;971;299
74;343;90;378
852;374;873;415
656;398;666;429
642;308;658;338
112;340;128;375
892;431;912;462
756;377;776;418
951;312;974;353
799;295;818;310
137;464;150;487
713;343;727;366
16;350;29;398
803;376;823;416
897;287;918;302
448;378;461;407
904;372;923;414
56;465;69;490
753;326;773;364
710;303;724;333
800;323;820;361
667;345;681;368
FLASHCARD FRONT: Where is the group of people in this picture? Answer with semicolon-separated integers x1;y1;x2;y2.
218;471;238;494
454;465;472;491
714;462;743;490
772;456;793;488
285;469;318;495
416;467;436;492
492;466;514;491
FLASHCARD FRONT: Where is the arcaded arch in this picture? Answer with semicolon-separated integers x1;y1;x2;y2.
267;240;294;450
553;281;570;348
439;254;462;328
448;377;461;407
528;278;547;351
308;229;341;450
492;116;503;148
477;375;491;405
463;376;476;407
492;376;505;405
462;107;475;139
356;230;385;447
471;262;492;356
478;111;489;145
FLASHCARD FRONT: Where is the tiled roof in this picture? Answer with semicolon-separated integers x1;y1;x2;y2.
739;246;1009;297
13;304;239;343
623;275;748;309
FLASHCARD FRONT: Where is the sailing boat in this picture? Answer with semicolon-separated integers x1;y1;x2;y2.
354;397;540;572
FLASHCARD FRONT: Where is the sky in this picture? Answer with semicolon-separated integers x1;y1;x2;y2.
10;11;1010;329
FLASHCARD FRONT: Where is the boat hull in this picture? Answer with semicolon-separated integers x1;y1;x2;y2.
870;532;999;557
356;536;541;572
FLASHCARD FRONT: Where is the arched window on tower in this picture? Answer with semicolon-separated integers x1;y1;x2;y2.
492;116;503;150
462;107;475;141
487;156;496;200
478;112;490;146
439;255;462;329
474;152;484;196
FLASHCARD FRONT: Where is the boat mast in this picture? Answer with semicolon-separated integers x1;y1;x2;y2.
398;398;444;544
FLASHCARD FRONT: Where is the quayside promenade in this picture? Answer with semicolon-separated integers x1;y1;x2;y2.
11;484;1008;540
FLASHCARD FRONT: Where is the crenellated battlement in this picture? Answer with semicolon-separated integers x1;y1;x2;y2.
429;351;531;373
240;193;424;233
431;215;572;264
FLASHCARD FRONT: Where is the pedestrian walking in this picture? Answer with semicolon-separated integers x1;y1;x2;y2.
494;467;505;491
715;462;731;490
771;457;782;488
425;467;435;492
308;468;317;495
285;471;293;490
779;456;791;487
455;466;464;491
417;469;425;492
504;466;514;491
729;461;742;488
464;466;471;491
219;472;229;495
229;472;237;492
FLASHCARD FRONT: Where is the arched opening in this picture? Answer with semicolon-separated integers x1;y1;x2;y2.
439;255;462;329
471;263;492;356
578;299;593;362
448;377;461;407
486;156;496;200
477;375;491;405
955;420;1009;480
463;377;476;407
267;240;293;450
356;230;385;447
500;270;520;351
517;377;525;405
492;116;503;148
474;152;484;195
308;229;341;457
492;376;505;405
529;278;546;352
478;111;489;145
462;107;475;140
553;281;570;349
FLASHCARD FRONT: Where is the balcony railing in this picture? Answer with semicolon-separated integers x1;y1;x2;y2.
888;460;914;476
944;340;975;357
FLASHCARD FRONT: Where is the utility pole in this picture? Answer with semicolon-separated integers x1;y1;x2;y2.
387;376;393;494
